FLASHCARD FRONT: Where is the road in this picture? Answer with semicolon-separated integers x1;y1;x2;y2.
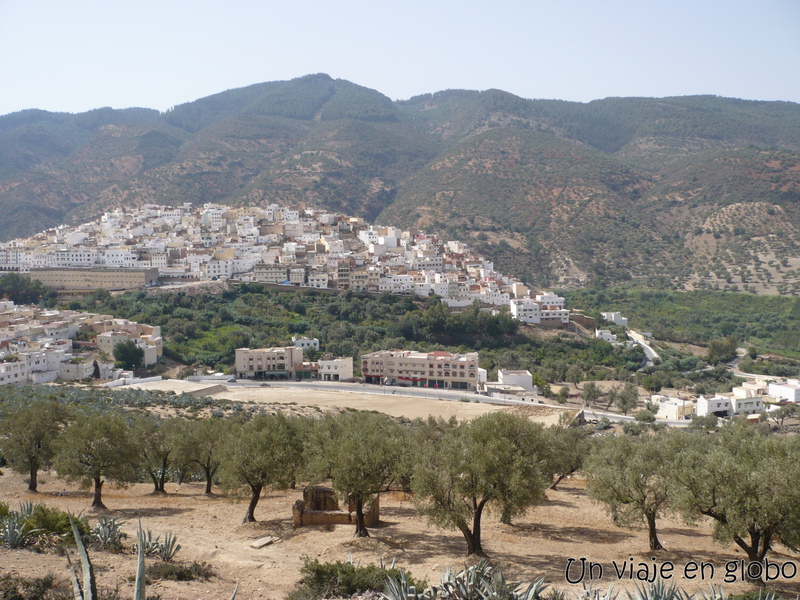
628;329;660;366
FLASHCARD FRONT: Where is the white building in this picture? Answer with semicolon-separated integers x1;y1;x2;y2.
292;336;320;352
696;395;732;418
652;395;695;420
510;298;542;323
595;329;617;343
601;312;629;327
498;369;535;391
0;357;28;386
318;357;353;381
768;379;800;403
731;396;764;416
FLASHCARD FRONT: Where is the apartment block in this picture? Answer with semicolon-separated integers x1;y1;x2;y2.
30;267;158;291
235;346;305;379
361;349;479;390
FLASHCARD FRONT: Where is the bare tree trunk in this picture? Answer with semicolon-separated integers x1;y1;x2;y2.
353;496;370;537
92;477;105;509
646;512;663;551
157;455;169;493
149;472;162;494
204;466;214;494
458;523;479;556
460;500;488;556
243;483;262;522
472;499;486;556
28;462;39;493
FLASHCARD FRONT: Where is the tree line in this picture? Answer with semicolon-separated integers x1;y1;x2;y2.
584;421;800;576
2;384;799;578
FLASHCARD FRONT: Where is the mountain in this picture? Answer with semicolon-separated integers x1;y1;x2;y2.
2;74;800;291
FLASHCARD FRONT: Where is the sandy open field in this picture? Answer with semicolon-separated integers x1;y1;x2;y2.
2;386;799;600
129;380;539;423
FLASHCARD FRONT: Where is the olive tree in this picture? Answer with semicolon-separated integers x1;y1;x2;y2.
584;431;677;551
615;382;639;415
671;423;800;575
413;412;553;556
171;417;230;494
548;424;590;490
128;412;175;494
219;413;304;523
0;399;69;492
304;411;407;537
53;408;139;508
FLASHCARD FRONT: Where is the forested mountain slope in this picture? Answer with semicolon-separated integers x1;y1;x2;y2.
2;74;799;290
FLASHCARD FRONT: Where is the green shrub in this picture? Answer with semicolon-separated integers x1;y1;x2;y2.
25;504;89;542
286;558;426;600
0;573;71;600
145;561;214;582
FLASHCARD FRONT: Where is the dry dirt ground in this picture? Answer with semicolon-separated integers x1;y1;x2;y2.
2;388;800;600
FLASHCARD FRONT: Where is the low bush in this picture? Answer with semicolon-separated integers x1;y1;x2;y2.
145;561;214;582
26;504;89;542
0;573;71;600
0;503;90;550
286;558;426;600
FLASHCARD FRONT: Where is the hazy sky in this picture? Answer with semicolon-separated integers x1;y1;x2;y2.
1;0;798;116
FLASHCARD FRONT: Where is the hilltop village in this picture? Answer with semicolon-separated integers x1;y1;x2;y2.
0;202;567;324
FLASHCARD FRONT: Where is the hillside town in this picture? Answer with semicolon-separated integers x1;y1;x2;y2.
0;203;569;323
2;295;799;424
0;300;162;385
1;202;799;422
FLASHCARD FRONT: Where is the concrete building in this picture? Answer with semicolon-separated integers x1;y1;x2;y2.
768;379;800;403
292;336;320;352
361;349;479;390
97;331;160;367
601;312;629;327
731;396;764;416
252;263;289;284
696;395;732;418
30;267;158;292
510;298;542;324
510;297;570;324
318;357;353;381
652;395;695;420
0;356;28;386
235;346;305;379
595;329;617;343
498;369;535;391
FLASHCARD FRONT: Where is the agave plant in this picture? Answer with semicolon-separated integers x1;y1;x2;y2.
157;531;182;562
0;514;38;549
16;501;36;521
67;516;236;600
383;559;549;600
625;580;692;600
574;580;619;600
91;516;128;552
133;528;161;557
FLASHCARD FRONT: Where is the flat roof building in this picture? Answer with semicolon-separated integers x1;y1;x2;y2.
30;267;158;292
361;349;479;390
